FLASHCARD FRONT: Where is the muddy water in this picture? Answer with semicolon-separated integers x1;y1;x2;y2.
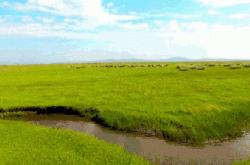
23;113;250;165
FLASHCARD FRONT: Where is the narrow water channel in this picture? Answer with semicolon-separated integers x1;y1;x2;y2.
23;113;250;165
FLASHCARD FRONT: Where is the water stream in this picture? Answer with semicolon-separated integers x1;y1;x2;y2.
22;113;250;165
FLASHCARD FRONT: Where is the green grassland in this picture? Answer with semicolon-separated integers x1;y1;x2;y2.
0;62;250;143
233;159;250;165
0;120;150;165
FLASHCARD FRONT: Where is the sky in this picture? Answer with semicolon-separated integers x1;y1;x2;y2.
1;0;250;64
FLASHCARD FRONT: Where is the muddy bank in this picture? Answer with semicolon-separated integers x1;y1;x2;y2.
2;106;249;145
4;106;163;137
7;106;83;116
20;113;250;165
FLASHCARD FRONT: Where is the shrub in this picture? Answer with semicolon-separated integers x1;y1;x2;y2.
197;66;206;70
243;64;250;68
177;65;189;71
230;65;242;69
224;64;231;67
207;63;216;67
189;66;197;69
179;67;189;71
75;66;85;69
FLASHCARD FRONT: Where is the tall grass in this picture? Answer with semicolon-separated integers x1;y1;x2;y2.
0;62;250;143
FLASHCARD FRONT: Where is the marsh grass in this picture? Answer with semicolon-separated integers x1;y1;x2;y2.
233;159;250;165
0;62;249;143
0;120;150;164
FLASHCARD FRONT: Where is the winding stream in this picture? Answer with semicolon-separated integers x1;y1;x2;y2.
22;113;250;165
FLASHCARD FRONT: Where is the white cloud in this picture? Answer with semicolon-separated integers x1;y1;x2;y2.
1;16;250;59
208;10;220;15
1;1;250;60
0;21;98;40
0;18;4;24
198;0;250;7
229;13;250;19
1;0;138;26
142;12;199;20
119;23;149;30
160;21;250;59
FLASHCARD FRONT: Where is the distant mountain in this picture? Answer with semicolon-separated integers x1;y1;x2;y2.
89;57;250;63
88;57;193;63
1;57;249;65
164;57;191;62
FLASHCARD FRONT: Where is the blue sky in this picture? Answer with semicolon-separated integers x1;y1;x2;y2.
1;0;250;64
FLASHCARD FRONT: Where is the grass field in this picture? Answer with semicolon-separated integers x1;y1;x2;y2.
0;120;149;164
0;62;250;143
233;159;250;165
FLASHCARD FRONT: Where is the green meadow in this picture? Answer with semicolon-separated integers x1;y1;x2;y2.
0;120;150;165
0;62;250;164
0;62;250;142
234;160;250;165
